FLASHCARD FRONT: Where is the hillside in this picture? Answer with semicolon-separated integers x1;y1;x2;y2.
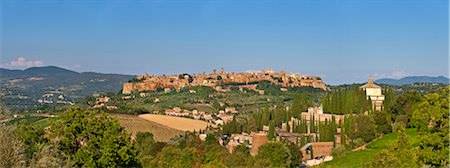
318;129;419;168
111;114;183;142
0;66;133;111
375;76;449;85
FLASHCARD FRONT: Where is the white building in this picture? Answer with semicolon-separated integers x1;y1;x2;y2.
360;77;385;111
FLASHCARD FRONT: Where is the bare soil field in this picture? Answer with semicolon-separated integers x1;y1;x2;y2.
110;114;183;142
138;114;214;132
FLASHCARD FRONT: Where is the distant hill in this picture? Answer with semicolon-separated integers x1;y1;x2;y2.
0;66;133;110
375;76;449;85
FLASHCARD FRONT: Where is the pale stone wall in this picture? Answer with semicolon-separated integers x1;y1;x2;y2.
250;133;268;156
122;83;134;94
366;88;382;96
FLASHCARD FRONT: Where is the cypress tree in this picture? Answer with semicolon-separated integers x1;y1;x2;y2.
286;122;290;132
291;120;295;133
303;117;308;133
300;136;305;147
268;120;275;140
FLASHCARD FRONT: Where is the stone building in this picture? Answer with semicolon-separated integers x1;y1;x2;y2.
250;132;268;156
300;142;334;160
360;77;385;111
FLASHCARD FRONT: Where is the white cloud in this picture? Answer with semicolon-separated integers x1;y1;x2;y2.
373;72;386;79
390;70;409;78
374;70;411;79
1;57;45;68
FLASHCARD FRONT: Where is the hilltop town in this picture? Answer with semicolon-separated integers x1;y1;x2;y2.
122;68;329;94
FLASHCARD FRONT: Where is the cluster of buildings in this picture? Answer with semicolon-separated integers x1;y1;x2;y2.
37;92;74;105
214;78;386;165
122;68;329;94
214;105;345;165
92;96;118;110
163;106;236;125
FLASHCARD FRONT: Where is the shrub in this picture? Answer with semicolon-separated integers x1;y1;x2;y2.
349;138;365;149
331;145;349;157
256;142;291;167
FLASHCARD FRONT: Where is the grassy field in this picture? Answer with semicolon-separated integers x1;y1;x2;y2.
138;114;214;132
319;128;418;168
111;114;184;142
6;116;46;125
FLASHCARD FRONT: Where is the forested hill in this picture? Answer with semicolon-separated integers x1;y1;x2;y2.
375;76;449;85
0;66;133;111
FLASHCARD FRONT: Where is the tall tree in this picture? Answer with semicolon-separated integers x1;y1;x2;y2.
410;87;449;167
268;121;275;140
348;114;376;142
373;110;392;134
371;126;420;168
155;146;197;167
256;142;291;167
52;108;139;167
291;92;311;117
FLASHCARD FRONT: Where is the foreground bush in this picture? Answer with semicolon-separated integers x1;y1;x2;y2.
52;108;140;167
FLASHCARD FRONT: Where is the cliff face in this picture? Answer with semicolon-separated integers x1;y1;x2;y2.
122;82;159;94
122;83;134;94
122;69;329;94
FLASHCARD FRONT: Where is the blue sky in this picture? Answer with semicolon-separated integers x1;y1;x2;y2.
1;0;448;84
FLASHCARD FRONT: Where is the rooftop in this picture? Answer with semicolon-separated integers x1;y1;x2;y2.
360;77;381;89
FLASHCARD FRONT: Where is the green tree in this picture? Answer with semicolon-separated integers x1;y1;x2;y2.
203;159;228;168
225;145;251;167
135;132;155;159
386;90;422;124
340;120;346;145
256;142;291;167
268;121;275;140
383;87;395;111
371;126;420;168
309;115;315;133
155;146;197;168
287;142;302;167
348;114;376;142
410;87;449;167
373;110;392;134
323;85;372;114
52;108;139;167
16;120;47;159
291;93;310;117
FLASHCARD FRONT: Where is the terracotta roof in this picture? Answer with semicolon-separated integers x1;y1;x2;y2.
360;77;381;89
360;82;381;89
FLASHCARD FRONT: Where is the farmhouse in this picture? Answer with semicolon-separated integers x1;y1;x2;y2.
301;142;334;160
218;114;234;123
225;107;237;113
